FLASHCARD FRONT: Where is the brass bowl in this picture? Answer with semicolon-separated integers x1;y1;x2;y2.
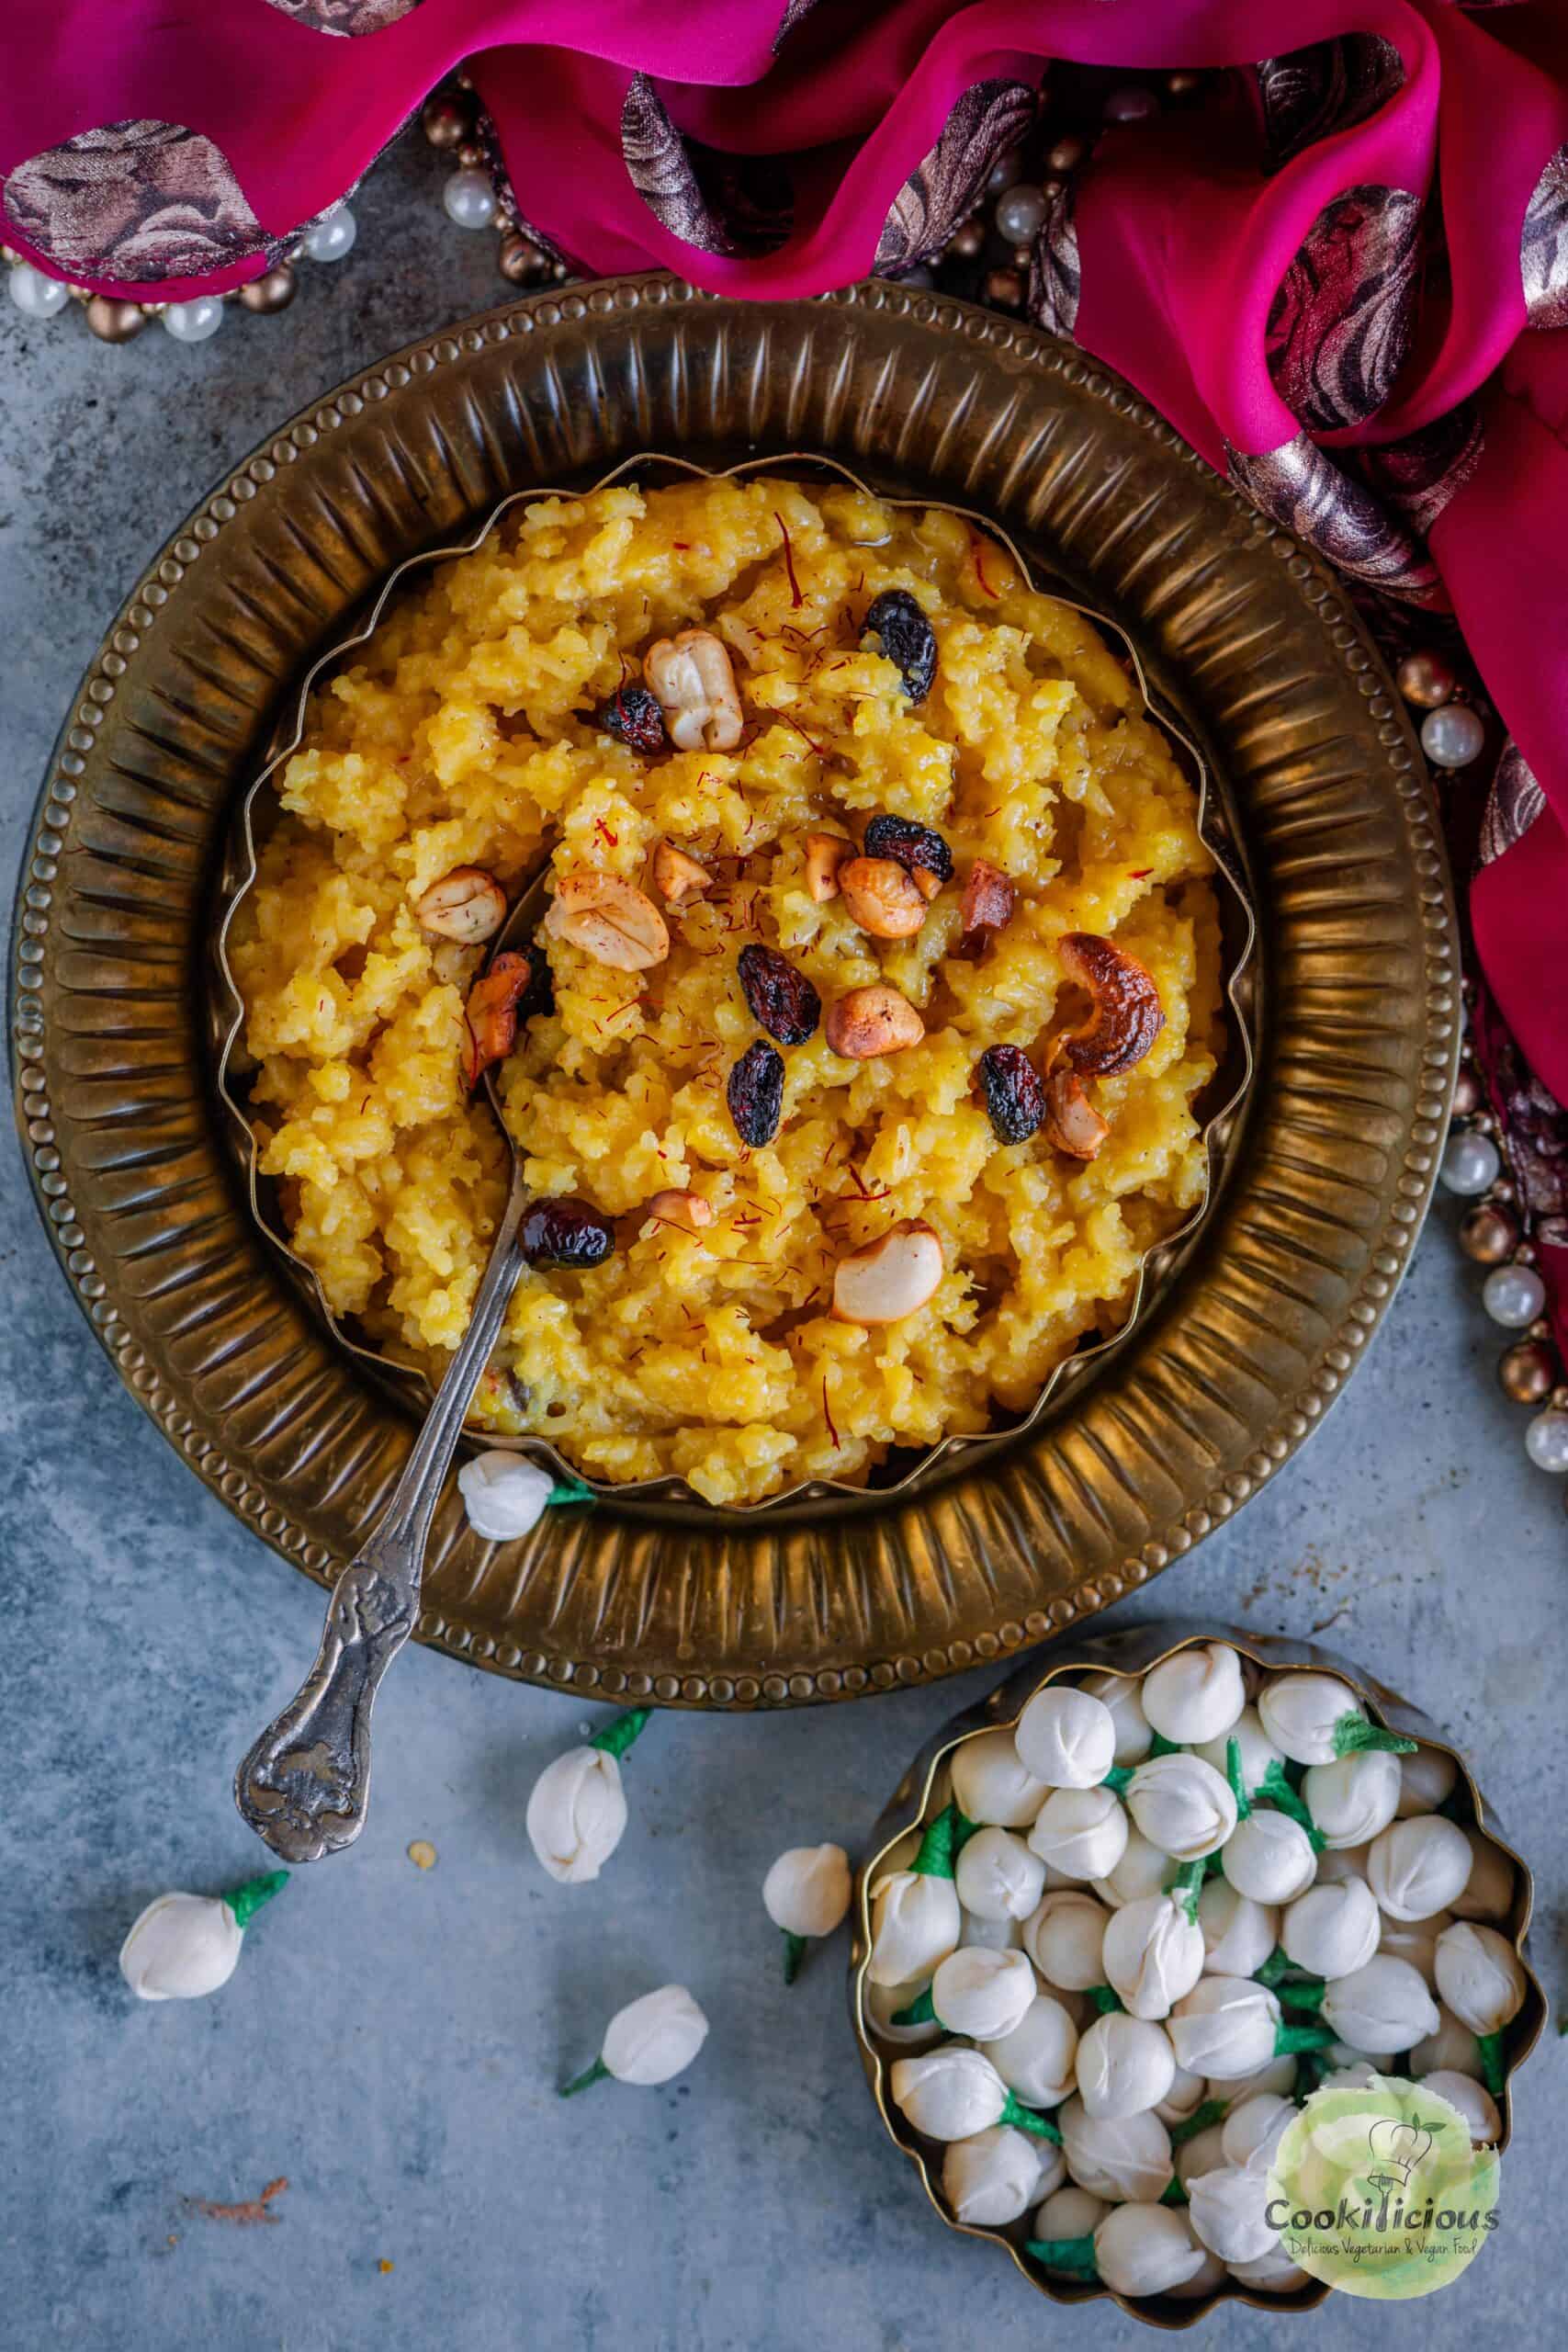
851;1622;1545;2326
11;277;1459;1706
210;447;1256;1516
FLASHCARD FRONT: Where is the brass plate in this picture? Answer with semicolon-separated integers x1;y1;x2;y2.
11;278;1460;1707
851;1623;1545;2326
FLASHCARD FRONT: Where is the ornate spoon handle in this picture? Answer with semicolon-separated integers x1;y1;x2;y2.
234;1168;528;1862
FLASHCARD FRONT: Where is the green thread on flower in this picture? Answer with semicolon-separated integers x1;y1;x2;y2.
1225;1736;1252;1820
1276;2020;1337;2056
558;2055;610;2097
1025;2233;1097;2277
1332;1712;1416;1759
1274;1974;1328;2012
546;1477;597;1508
782;1931;807;1986
1254;1946;1295;1988
1100;1765;1133;1794
223;1870;288;1930
1159;2174;1190;2207
589;1705;653;1759
911;1804;959;1881
1169;2098;1229;2146
889;1985;938;2028
1255;1761;1325;1851
953;1806;981;1856
1148;1732;1183;1759
1477;2030;1506;2098
1087;1983;1123;2016
1172;1859;1205;1923
998;2092;1063;2143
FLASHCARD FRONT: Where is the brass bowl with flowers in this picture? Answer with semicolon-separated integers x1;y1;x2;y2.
12;279;1458;1703
851;1623;1544;2325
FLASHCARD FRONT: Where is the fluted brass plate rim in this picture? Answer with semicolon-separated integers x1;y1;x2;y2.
850;1622;1544;2326
211;446;1257;1517
11;276;1459;1707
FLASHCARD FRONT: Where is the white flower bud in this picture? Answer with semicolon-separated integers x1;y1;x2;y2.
1434;1921;1528;2035
1367;1815;1472;1921
600;1984;708;2085
1102;1895;1205;2020
1227;2247;1308;2293
119;1893;243;2001
1449;1825;1516;1922
1379;1909;1450;1981
1036;2182;1111;2243
1022;1887;1108;1990
1081;1670;1154;1766
1214;2052;1298;2102
1281;1876;1380;1980
1197;1880;1278;1979
1168;2225;1230;2301
526;1747;628;1884
931;1946;1037;2041
863;1976;943;2047
1154;2061;1208;2127
1303;1750;1402;1849
762;1843;851;1939
1126;1754;1236;1860
982;1992;1079;2107
1092;1826;1171;1910
1318;2060;1382;2093
1168;1976;1280;2080
1222;1809;1317;1904
1318;1954;1439;2053
1421;2069;1501;2143
1314;1841;1371;1884
1028;1786;1128;1882
1014;1686;1116;1790
1397;1744;1458;1818
1059;2097;1173;2202
890;2047;1009;2141
867;1870;962;1987
1142;1644;1246;1747
457;1449;555;1540
1220;2091;1295;2170
1257;1672;1368;1766
1188;2163;1280;2265
1175;2121;1228;2188
949;1728;1050;1827
1410;2006;1483;2077
942;2125;1043;2225
1193;1703;1283;1792
961;1906;1023;1951
1077;2011;1177;2120
1094;2201;1208;2297
955;1826;1046;1923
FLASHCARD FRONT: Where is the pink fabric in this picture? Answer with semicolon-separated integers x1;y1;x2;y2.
6;1;1568;1324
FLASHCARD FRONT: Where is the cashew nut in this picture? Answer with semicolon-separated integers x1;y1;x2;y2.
644;629;744;753
824;984;925;1059
652;840;712;906
415;866;507;944
1055;932;1165;1076
805;831;854;905
960;858;1015;935
1043;1066;1111;1160
544;872;670;971
838;856;928;940
645;1189;714;1234
462;951;536;1090
832;1220;945;1325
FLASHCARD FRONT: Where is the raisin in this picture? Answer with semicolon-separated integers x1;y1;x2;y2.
862;588;938;703
976;1044;1045;1145
513;943;555;1026
520;1197;615;1269
863;813;953;889
737;944;820;1045
592;683;667;755
727;1039;785;1147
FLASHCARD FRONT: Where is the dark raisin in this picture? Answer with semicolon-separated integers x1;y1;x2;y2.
521;1197;615;1269
737;944;820;1045
592;683;667;755
727;1039;785;1147
976;1044;1045;1145
862;588;938;703
513;942;555;1026
863;813;953;888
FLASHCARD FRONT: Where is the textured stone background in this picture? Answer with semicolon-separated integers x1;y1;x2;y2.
3;126;1563;2352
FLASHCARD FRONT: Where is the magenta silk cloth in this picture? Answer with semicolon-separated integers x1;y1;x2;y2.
6;2;1568;1293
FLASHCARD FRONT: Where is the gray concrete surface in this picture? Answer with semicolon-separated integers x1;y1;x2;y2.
3;125;1563;2352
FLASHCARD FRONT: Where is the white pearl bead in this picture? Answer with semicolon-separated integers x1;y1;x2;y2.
162;296;224;343
1482;1262;1546;1329
443;170;498;231
1438;1128;1499;1195
1421;704;1484;768
1524;1408;1568;1474
8;260;71;319
304;204;358;264
995;184;1047;244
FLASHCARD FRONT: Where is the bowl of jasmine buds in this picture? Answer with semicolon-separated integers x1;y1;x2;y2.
850;1623;1544;2324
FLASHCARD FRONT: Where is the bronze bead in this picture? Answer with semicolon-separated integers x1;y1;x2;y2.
85;295;146;343
1499;1340;1554;1405
948;220;985;260
1451;1067;1483;1117
238;264;297;315
457;141;485;171
1167;70;1203;96
1047;135;1088;175
422;94;473;150
984;267;1025;310
1459;1203;1517;1264
498;233;547;286
1012;243;1033;270
1040;175;1066;203
1395;649;1457;709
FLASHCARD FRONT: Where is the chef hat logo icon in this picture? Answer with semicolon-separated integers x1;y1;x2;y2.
1365;2115;1435;2188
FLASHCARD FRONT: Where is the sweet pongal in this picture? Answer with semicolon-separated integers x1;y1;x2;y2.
229;475;1223;1506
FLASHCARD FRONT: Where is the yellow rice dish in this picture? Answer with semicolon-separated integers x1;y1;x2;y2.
230;474;1223;1507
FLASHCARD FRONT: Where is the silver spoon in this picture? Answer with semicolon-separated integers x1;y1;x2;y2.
234;871;554;1863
